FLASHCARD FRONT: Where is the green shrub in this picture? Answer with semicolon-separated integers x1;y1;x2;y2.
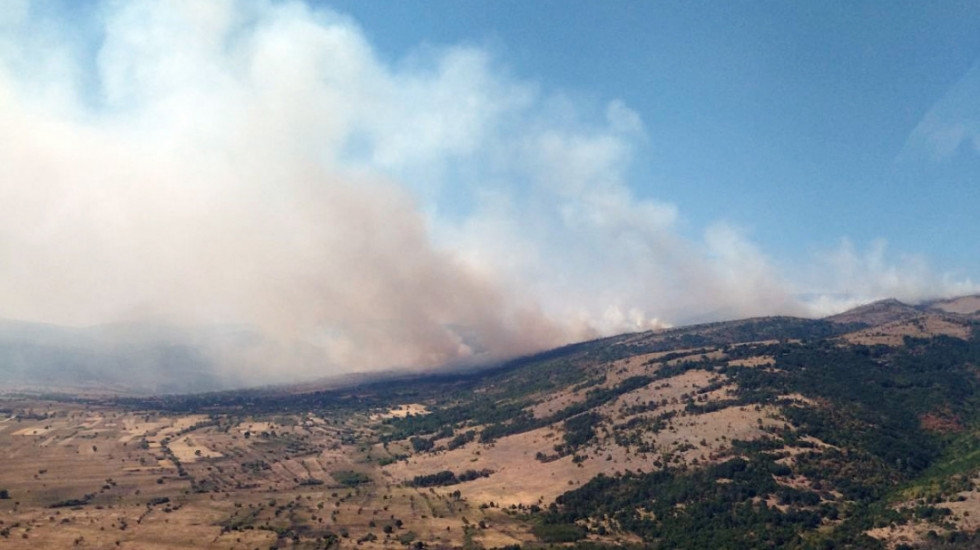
331;470;370;487
533;523;586;543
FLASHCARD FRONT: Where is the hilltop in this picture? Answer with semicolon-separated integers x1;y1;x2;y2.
0;297;978;548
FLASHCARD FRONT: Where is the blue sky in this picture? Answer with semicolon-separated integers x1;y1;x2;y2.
328;0;980;273
1;1;979;377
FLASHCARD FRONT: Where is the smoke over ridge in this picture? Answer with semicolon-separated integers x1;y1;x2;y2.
0;1;975;387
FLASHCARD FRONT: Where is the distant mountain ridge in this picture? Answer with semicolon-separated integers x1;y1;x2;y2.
924;294;980;315
826;295;980;325
2;295;979;395
0;320;265;395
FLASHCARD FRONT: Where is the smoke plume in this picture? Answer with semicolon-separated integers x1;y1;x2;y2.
0;1;975;387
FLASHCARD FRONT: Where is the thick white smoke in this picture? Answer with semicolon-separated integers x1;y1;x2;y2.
0;1;975;386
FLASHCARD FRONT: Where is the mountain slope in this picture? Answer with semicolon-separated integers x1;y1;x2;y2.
102;299;980;549
364;311;979;548
1;298;978;549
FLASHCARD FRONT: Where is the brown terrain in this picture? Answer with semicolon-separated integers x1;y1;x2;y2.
1;295;978;549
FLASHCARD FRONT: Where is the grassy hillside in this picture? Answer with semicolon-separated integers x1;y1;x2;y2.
1;302;978;548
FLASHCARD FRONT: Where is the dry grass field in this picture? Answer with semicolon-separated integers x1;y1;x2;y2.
0;399;572;549
0;349;789;549
2;299;979;548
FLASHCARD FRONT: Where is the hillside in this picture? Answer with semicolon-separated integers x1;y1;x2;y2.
0;299;978;548
826;298;926;325
924;295;980;316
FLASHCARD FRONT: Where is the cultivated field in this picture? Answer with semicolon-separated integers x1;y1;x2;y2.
0;401;535;549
